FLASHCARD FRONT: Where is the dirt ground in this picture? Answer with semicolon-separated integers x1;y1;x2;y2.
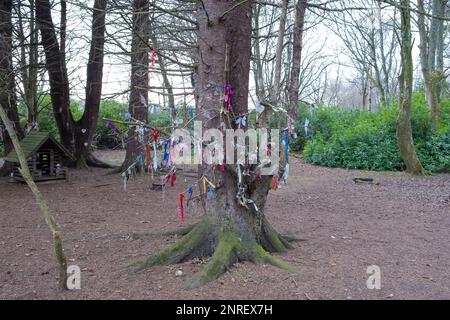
0;150;449;300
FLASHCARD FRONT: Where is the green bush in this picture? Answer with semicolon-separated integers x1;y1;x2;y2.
301;91;450;173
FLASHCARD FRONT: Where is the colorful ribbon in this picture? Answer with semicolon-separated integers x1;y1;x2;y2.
179;193;185;224
105;119;120;134
223;82;233;112
151;49;156;66
152;141;158;171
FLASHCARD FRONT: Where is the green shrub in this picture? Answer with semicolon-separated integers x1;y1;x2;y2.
301;91;450;173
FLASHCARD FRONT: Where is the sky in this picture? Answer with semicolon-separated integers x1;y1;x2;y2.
59;0;431;112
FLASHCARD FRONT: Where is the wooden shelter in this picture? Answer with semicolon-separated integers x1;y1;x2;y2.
5;132;75;182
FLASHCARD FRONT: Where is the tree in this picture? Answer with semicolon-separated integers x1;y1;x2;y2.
0;0;24;175
133;0;293;288
122;0;150;169
36;0;74;151
288;0;307;120
74;0;109;168
14;0;40;124
330;0;400;109
417;0;447;129
36;0;110;168
397;0;426;175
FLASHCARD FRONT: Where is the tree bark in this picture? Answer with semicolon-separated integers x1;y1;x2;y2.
37;0;111;168
0;0;24;175
398;0;426;175
123;0;150;170
417;0;445;129
150;30;176;127
271;0;289;105
288;0;307;121
36;0;74;151
60;0;67;61
74;0;109;168
133;0;293;289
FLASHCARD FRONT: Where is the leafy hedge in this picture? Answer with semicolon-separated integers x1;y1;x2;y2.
301;92;450;173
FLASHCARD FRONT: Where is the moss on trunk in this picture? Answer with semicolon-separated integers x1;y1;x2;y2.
132;213;294;289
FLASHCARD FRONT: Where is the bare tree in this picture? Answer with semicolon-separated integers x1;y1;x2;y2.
122;0;150;169
417;0;447;129
288;0;308;120
398;0;426;175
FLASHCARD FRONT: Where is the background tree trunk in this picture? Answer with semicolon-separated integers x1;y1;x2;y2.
37;0;110;167
74;0;109;168
36;0;74;151
398;0;426;175
150;31;176;127
417;0;445;129
0;0;24;175
288;0;307;121
123;0;150;170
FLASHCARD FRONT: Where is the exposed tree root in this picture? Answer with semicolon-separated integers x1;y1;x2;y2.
74;153;117;170
132;216;214;271
161;223;198;237
86;154;117;169
188;228;240;289
75;157;89;170
259;217;293;252
132;214;295;289
280;233;306;243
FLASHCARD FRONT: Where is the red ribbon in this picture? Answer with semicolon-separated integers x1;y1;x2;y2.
151;49;156;66
171;172;176;187
179;193;185;225
152;128;158;143
272;176;278;190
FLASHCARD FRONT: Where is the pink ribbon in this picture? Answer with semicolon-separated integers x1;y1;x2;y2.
224;82;233;112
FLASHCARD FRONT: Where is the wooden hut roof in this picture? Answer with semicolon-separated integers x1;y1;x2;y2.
5;131;75;163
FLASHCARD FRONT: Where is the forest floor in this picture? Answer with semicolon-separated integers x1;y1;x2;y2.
0;150;449;300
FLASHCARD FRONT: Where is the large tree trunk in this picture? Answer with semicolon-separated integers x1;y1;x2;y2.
74;0;109;169
37;0;111;168
133;0;293;289
0;0;24;176
398;0;426;175
288;0;307;121
36;0;74;151
123;0;150;170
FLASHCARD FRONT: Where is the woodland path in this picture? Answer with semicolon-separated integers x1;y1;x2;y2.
0;151;449;299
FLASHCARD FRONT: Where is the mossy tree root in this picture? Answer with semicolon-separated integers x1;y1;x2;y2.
161;223;198;237
187;231;295;289
132;214;295;289
131;217;213;271
259;217;293;253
